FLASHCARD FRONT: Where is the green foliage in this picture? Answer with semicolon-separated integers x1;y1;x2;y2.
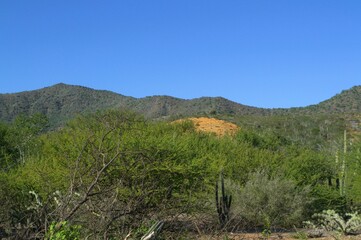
261;215;272;238
233;171;311;228
0;173;15;233
234;114;346;150
310;185;347;215
235;129;289;150
282;148;335;186
0;122;15;169
45;221;81;240
2;107;361;238
1;113;48;167
15;110;213;237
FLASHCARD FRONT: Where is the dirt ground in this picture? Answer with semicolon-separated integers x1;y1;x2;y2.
174;117;239;136
197;232;361;239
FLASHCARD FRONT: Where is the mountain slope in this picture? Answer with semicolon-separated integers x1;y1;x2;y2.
302;86;361;114
1;83;361;128
0;83;134;126
0;83;269;127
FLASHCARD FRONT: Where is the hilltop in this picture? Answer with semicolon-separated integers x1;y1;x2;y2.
301;86;361;113
0;83;133;127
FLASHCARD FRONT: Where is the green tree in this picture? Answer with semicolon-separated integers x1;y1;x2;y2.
0;122;15;170
6;113;48;164
11;110;211;238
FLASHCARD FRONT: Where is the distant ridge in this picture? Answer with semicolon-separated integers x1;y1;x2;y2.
0;83;360;128
301;86;361;113
0;83;132;126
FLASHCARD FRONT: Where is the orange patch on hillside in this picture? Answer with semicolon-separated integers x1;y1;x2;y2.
175;117;239;136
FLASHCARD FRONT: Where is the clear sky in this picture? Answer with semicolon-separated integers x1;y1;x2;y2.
1;0;360;108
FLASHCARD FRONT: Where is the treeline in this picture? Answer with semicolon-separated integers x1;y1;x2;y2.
0;110;361;239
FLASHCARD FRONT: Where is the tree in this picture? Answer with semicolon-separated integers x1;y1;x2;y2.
0;122;15;170
6;113;48;164
12;110;210;238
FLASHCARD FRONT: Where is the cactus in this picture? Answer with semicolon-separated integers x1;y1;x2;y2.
215;171;232;228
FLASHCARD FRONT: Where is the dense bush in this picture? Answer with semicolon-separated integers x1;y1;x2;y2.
232;171;311;228
0;110;360;238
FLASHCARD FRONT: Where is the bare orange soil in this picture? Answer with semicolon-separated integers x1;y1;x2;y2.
175;117;239;136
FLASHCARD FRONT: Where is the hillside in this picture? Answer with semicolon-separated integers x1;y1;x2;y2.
0;83;134;127
0;83;270;127
302;86;361;113
1;83;361;128
2;84;361;239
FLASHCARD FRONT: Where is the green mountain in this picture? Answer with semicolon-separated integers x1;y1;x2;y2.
0;83;269;127
0;83;134;127
1;83;361;128
301;86;361;113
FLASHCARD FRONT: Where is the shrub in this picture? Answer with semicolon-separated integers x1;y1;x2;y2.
233;171;311;228
305;209;361;235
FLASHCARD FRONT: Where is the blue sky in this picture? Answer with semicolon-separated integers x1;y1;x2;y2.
1;0;360;108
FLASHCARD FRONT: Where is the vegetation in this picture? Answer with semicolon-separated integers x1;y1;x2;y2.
232;171;310;228
1;84;361;238
215;171;232;228
2;84;361;130
0;83;268;128
305;209;361;236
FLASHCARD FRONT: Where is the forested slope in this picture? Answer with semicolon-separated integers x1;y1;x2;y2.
1;110;361;239
0;83;269;128
1;84;361;238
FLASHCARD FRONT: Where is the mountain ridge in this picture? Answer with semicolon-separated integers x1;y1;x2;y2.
1;83;360;127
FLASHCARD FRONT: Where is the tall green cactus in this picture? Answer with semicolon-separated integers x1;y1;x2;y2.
336;130;348;196
215;171;232;228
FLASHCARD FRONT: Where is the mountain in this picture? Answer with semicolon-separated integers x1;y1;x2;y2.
301;86;361;114
0;83;269;127
0;83;134;127
1;83;361;128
